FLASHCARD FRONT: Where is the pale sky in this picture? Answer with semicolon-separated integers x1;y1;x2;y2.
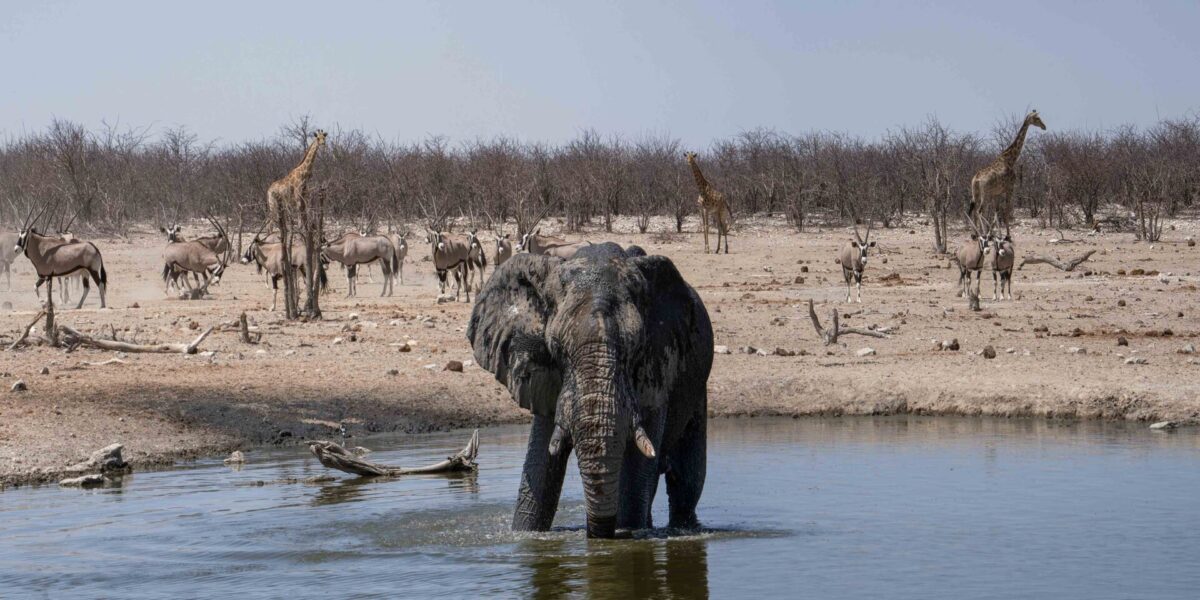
3;0;1197;147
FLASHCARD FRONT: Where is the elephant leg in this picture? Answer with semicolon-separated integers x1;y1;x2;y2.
617;412;665;531
513;414;572;532
665;414;706;530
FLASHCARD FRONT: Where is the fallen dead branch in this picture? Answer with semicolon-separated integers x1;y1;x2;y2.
1019;250;1097;272
808;299;891;346
308;429;479;478
7;310;46;351
60;325;215;354
81;357;128;367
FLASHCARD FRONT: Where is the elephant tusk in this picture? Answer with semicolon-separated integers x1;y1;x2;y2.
548;423;569;457
634;425;656;459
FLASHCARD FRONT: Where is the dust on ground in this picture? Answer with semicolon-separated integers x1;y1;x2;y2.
2;215;1199;486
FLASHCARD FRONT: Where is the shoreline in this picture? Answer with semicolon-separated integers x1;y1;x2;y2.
4;384;1194;489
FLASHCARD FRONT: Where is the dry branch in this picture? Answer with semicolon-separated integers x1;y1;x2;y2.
1019;250;1097;272
59;325;214;354
307;430;479;478
7;311;46;351
808;299;891;346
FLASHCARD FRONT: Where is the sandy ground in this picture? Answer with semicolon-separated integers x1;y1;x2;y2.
2;215;1198;487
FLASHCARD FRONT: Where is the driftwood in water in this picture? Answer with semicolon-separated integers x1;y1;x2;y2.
808;299;891;346
308;430;479;478
1019;250;1097;272
60;325;214;354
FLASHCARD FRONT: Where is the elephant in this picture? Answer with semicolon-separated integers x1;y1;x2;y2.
467;242;713;538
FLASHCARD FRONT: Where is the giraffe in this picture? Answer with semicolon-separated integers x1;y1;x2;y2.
970;110;1046;227
685;151;731;254
266;129;326;318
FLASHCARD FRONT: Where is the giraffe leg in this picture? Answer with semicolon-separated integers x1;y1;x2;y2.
701;206;710;254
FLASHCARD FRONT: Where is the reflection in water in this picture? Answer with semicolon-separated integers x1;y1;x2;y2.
312;471;480;507
523;536;708;599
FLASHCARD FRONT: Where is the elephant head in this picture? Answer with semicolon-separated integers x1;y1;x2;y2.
468;242;711;537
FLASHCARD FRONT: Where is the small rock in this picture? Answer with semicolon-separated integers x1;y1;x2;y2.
755;348;769;356
39;367;50;375
188;320;200;330
1005;348;1015;354
856;347;876;357
800;266;809;273
1117;337;1128;346
714;345;731;355
1125;357;1148;365
738;346;757;355
129;302;140;309
773;347;796;357
1068;347;1087;355
982;345;996;359
348;313;360;320
424;320;436;328
199;351;215;358
10;380;27;392
423;363;439;370
59;474;106;487
1117;299;1126;307
386;368;399;376
444;360;464;372
1179;344;1196;355
1188;238;1195;247
941;339;960;351
224;451;246;464
398;343;412;352
793;276;805;284
284;349;297;356
332;337;344;345
1149;421;1177;431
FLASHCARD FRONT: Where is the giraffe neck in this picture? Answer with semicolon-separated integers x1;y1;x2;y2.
1000;121;1031;167
292;139;322;182
688;158;710;193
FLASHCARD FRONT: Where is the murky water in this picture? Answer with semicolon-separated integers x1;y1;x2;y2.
2;417;1199;599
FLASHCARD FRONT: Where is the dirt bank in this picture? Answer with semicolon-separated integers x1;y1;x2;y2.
3;216;1198;487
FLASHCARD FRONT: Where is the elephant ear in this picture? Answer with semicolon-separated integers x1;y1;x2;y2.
467;254;563;416
629;255;713;410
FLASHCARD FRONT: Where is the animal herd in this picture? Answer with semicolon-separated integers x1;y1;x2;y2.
4;109;1045;312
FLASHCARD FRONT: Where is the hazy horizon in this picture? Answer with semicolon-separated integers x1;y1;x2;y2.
4;0;1198;147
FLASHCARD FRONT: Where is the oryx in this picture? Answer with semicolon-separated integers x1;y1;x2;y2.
386;230;409;286
493;232;513;268
322;233;394;297
161;240;228;296
242;236;326;311
159;216;232;292
14;206;108;309
836;221;876;303
1;231;18;291
990;224;1015;301
956;214;996;299
516;228;590;260
425;229;474;302
465;230;488;292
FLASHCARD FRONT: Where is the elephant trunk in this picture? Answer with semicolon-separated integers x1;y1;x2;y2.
567;341;630;539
